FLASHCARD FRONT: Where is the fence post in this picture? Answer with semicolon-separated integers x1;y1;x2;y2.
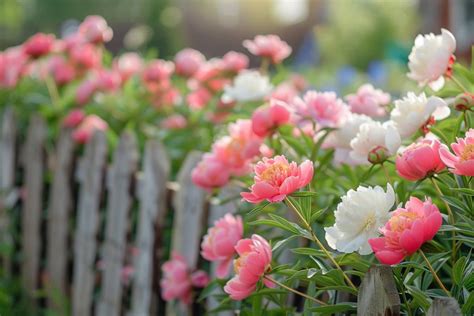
357;265;400;316
0;107;17;277
21;115;46;301
167;151;207;316
130;140;170;316
96;132;138;316
46;127;75;311
72;131;107;316
427;297;461;316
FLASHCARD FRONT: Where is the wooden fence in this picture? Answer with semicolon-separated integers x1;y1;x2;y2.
0;109;462;316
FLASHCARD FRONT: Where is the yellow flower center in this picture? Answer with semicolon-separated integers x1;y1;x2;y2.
460;143;474;162
389;211;419;232
260;162;289;182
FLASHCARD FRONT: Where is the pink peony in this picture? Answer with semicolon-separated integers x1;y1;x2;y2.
346;84;390;117
95;70;122;92
70;43;102;70
161;114;187;130
23;33;55;58
142;59;174;83
0;47;28;88
224;234;273;300
48;56;76;86
369;197;442;265
396;139;445;181
251;100;290;137
201;214;243;278
241;155;313;203
72;115;108;144
78;15;113;44
76;79;98;105
270;82;299;104
192;153;230;189
439;128;474;176
174;48;205;77
63;109;85;128
160;252;209;304
186;87;213;110
222;51;249;73
114;52;143;81
293;91;349;128
213;120;263;175
243;35;292;64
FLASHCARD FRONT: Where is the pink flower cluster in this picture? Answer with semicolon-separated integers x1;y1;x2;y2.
63;110;108;144
192;120;265;189
345;83;391;117
243;35;292;64
369;197;442;265
160;252;209;304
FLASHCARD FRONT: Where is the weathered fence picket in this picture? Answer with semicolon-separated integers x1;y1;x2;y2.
358;265;401;316
427;297;462;316
130;140;170;316
72;131;107;316
21;115;46;299
46;127;75;310
96;132;138;316
167;151;207;316
0;107;16;276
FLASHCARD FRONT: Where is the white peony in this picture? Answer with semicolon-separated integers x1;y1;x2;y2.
222;70;273;102
390;92;450;139
325;184;395;255
407;28;456;91
349;121;401;165
325;113;374;165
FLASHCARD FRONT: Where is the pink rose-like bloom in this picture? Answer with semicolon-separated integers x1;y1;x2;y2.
201;214;243;278
222;51;249;73
95;70;122;92
76;79;98;105
213;120;263;175
192;153;230;189
270;82;298;104
70;43;102;70
396;139;445;181
293;91;349;128
142;59;174;83
23;33;55;58
0;47;28;88
243;35;292;64
63;109;85;128
48;56;76;86
224;234;273;300
114;52;143;81
72;115;108;144
187;88;213;110
251;100;290;137
369;197;442;265
161;114;187;130
160;252;209;304
439;128;474;176
241;155;313;203
346;84;391;117
174;48;205;77
79;15;113;44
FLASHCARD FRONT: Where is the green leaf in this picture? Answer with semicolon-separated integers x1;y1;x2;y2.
246;201;270;219
291;247;326;257
310;303;356;314
453;256;467;285
291;191;318;197
462;291;474;315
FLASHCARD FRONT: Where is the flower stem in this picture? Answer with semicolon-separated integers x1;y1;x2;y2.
418;249;451;297
450;76;469;93
45;74;61;109
285;199;358;291
381;163;392;185
263;275;327;306
260;57;270;74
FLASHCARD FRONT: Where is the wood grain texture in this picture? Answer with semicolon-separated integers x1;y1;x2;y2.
0;108;16;276
72;131;107;316
167;151;207;316
427;297;461;316
357;265;400;316
130;140;170;316
21;115;46;298
46;128;75;310
96;132;138;316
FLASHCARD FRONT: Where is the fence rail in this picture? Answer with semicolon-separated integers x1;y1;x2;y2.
0;109;461;316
